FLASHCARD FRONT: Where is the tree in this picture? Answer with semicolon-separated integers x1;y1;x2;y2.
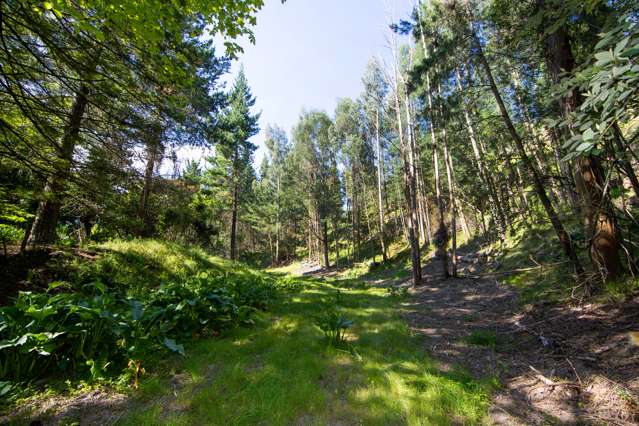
215;68;260;260
362;58;390;262
264;124;290;264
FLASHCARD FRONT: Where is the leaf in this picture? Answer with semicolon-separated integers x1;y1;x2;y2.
130;300;144;321
576;142;593;152
582;128;595;141
594;50;614;66
595;33;615;50
42;1;53;10
614;37;630;56
162;337;185;355
0;381;12;397
621;47;639;58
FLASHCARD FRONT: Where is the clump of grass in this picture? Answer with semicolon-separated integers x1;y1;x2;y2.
465;329;498;349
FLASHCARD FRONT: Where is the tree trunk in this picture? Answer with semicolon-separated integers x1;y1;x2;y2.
275;173;281;263
538;0;620;281
138;131;162;237
612;123;639;199
230;185;238;260
375;107;388;262
455;67;507;239
471;26;584;278
27;85;89;248
431;84;449;279
578;156;622;280
389;32;420;285
322;221;329;269
417;6;449;270
443;134;457;277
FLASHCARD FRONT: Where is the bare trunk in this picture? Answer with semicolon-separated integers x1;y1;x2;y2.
443;131;457;277
230;185;238;260
613;123;639;199
375;107;388;262
138;132;162;237
578;156;622;280
538;0;620;281
27;85;89;247
455;67;507;239
322;221;329;269
275;173;281;263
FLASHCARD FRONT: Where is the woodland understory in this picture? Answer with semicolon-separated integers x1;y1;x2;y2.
1;0;639;425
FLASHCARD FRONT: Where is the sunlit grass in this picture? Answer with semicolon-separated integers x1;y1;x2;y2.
118;276;492;425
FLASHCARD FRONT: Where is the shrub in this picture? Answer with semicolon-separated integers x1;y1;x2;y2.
0;272;276;384
0;224;24;256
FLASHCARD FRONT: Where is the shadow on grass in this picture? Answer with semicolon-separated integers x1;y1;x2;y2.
116;275;494;425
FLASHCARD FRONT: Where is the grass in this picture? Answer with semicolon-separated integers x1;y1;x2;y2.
115;253;491;425
120;276;491;425
4;239;493;425
486;220;639;305
465;330;499;349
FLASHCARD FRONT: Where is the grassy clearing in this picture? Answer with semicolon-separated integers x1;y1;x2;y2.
3;240;492;424
120;277;491;425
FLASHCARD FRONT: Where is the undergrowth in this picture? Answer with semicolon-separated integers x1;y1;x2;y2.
0;240;282;404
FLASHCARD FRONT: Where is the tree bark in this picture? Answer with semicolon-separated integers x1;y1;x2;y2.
538;0;621;280
27;84;89;248
138;130;162;237
322;220;329;269
230;184;238;260
456;67;507;239
443;130;457;277
578;156;622;280
612;123;639;199
375;107;388;262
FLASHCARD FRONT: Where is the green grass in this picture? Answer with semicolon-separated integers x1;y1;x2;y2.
4;239;493;424
118;277;492;425
465;330;498;349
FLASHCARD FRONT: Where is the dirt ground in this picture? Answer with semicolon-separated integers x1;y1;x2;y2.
403;252;639;425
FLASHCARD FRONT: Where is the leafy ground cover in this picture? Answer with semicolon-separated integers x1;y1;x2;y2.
0;240;277;404
2;240;492;425
120;274;491;426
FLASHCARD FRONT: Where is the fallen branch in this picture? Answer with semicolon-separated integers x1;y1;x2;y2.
462;261;569;279
528;365;579;388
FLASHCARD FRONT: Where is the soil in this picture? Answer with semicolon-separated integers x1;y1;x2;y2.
403;251;639;425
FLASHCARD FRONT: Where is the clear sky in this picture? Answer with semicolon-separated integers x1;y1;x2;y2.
174;0;414;171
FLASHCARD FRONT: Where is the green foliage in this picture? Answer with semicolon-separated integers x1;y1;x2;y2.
276;276;304;293
559;13;639;160
465;330;498;349
315;292;353;345
315;310;353;345
0;224;23;248
118;274;491;425
0;240;276;387
386;285;409;297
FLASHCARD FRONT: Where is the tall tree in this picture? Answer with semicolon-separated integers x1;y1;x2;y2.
216;68;260;260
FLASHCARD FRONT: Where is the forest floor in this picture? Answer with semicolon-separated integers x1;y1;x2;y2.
3;244;490;425
402;251;639;425
3;241;638;425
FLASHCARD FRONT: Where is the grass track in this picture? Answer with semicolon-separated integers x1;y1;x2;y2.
121;274;491;425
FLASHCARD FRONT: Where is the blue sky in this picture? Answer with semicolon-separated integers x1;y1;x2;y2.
174;0;414;171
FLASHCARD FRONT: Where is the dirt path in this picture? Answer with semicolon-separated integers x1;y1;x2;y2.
403;252;639;425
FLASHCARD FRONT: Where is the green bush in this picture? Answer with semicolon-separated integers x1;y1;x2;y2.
0;273;276;384
0;224;24;255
